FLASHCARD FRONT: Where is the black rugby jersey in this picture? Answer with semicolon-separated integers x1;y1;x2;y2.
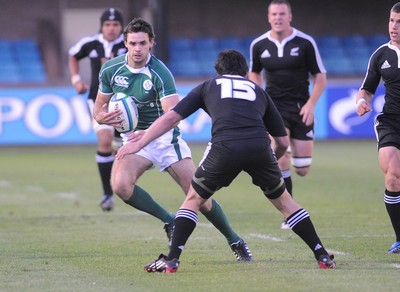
361;42;400;115
69;33;127;100
250;29;325;112
173;74;287;143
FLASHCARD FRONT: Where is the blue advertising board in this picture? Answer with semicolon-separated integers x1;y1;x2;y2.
325;84;384;138
0;87;96;144
0;83;385;145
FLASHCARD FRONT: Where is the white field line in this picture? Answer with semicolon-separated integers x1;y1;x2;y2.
0;180;12;187
249;233;286;242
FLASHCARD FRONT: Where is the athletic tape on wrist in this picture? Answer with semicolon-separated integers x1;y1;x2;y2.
71;74;81;85
356;98;366;106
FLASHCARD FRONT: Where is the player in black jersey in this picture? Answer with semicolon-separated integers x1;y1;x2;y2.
68;8;127;211
356;2;400;254
116;50;336;272
249;0;326;229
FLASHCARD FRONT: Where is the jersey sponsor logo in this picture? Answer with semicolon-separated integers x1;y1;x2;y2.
290;47;299;56
381;60;391;69
89;49;99;58
143;79;153;91
261;49;271;58
114;76;129;88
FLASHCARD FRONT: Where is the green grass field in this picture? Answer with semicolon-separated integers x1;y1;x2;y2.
1;140;400;291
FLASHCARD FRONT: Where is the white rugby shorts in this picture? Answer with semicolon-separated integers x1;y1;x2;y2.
121;129;191;172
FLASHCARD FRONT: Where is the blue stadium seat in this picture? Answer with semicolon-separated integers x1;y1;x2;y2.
366;34;389;51
20;62;47;82
168;59;201;77
341;34;367;48
0;40;14;61
218;37;243;50
169;49;195;62
0;39;46;83
243;36;257;49
324;57;355;75
319;46;347;60
13;39;42;62
0;62;22;83
193;37;218;51
169;38;193;51
316;35;342;50
351;56;369;75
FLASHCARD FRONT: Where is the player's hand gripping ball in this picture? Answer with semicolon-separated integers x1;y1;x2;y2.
108;93;139;133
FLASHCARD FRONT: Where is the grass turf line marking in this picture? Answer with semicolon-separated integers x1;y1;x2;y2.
249;233;286;242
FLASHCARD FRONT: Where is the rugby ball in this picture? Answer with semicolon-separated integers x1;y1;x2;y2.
108;92;139;133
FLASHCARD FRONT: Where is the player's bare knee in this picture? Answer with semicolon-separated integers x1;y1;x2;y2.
111;181;130;200
294;167;310;177
385;174;400;191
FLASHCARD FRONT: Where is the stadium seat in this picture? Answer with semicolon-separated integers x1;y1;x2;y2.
20;62;47;82
243;36;257;50
351;56;369;74
169;38;193;51
0;40;14;61
316;35;342;50
218;37;243;51
168;59;201;77
366;34;389;51
0;39;47;83
341;34;367;48
13;39;42;61
0;62;22;83
324;57;355;75
193;37;218;51
169;49;195;62
319;46;347;60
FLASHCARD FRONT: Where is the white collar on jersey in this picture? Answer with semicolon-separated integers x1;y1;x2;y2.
222;74;244;78
266;28;297;44
125;54;153;76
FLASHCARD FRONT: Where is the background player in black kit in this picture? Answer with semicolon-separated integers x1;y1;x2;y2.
249;0;326;229
68;8;127;211
116;50;336;273
356;2;400;254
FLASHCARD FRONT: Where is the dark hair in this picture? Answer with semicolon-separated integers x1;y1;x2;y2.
214;50;249;76
391;2;400;13
123;18;155;42
268;0;292;13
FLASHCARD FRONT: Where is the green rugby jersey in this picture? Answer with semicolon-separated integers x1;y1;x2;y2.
99;54;178;130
